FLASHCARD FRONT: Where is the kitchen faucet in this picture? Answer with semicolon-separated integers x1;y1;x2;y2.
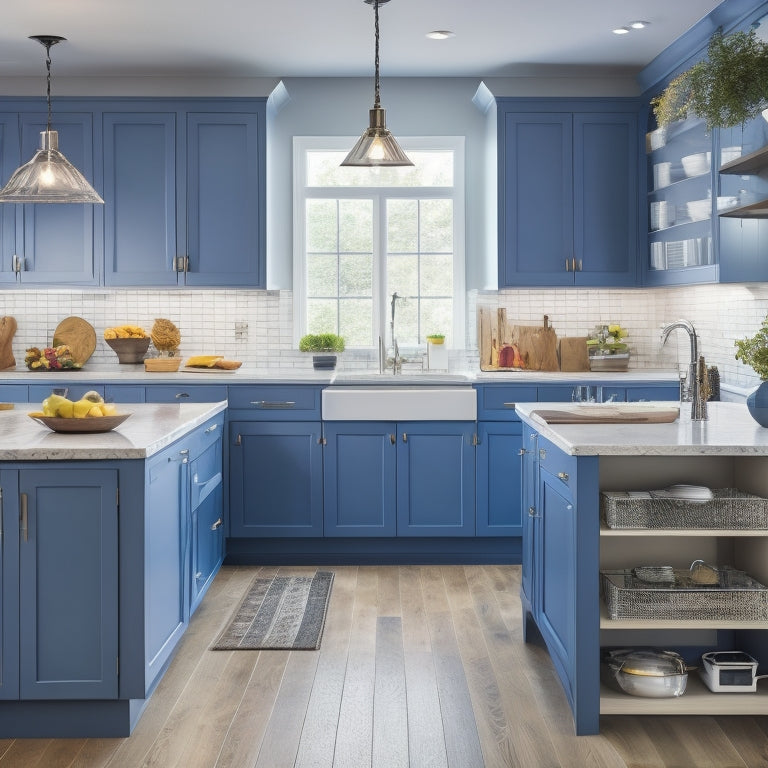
660;319;707;420
390;292;402;374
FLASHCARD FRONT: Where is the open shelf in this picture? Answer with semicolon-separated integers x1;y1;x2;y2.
719;199;768;218
600;675;768;715
600;524;768;537
720;144;768;175
599;602;768;630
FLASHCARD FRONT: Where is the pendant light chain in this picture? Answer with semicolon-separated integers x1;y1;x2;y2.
43;40;54;133
373;0;381;110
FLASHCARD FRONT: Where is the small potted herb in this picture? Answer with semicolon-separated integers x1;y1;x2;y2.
299;333;345;369
425;333;445;345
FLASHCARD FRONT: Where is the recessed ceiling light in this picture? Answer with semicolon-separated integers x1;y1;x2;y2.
630;20;650;29
612;26;630;35
426;30;455;40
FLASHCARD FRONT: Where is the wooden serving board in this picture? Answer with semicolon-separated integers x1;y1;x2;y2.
531;406;680;424
478;308;559;371
0;316;17;370
52;316;97;366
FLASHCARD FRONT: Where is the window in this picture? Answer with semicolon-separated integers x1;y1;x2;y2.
293;137;465;349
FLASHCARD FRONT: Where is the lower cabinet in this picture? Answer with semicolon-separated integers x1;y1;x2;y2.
229;421;324;537
476;421;523;535
323;421;476;537
0;468;118;701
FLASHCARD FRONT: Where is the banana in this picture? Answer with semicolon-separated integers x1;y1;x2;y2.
185;355;223;368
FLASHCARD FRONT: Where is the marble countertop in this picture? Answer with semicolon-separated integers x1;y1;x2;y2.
0;365;679;386
516;401;768;457
0;401;227;461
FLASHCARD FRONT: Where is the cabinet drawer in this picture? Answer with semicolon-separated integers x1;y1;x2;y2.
190;436;223;510
228;385;321;419
28;383;105;402
476;384;537;420
537;434;577;494
144;384;227;403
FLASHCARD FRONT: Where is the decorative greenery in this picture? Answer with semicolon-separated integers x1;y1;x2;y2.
735;316;768;380
426;333;445;341
586;324;629;356
298;333;345;353
652;28;768;129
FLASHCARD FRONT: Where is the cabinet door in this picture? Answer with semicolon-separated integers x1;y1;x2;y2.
184;111;265;287
145;447;188;687
396;422;475;536
103;113;178;286
0;114;20;285
189;433;224;612
0;472;20;699
18;468;118;699
144;384;227;403
573;113;638;286
537;468;576;690
519;427;537;629
28;384;105;404
476;421;523;536
17;113;97;285
323;421;397;537
229;421;323;537
499;112;574;286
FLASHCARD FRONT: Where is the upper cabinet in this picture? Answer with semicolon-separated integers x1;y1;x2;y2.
0;97;267;289
497;99;640;288
0;111;98;286
102;105;265;287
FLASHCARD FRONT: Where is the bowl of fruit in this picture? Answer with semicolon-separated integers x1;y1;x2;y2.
28;391;130;433
104;325;151;364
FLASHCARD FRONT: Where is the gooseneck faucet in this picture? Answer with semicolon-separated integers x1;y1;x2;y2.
660;319;706;420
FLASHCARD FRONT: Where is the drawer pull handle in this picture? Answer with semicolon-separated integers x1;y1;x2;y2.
250;400;296;409
390;434;396;445
557;471;569;482
211;518;223;530
518;448;527;456
528;506;539;518
539;448;547;460
204;423;218;434
20;493;28;543
503;402;516;409
175;392;191;399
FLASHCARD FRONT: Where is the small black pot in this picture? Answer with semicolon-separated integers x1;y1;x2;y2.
312;354;337;370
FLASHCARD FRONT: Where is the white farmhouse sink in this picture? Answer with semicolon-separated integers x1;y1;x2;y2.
331;372;471;386
322;386;477;421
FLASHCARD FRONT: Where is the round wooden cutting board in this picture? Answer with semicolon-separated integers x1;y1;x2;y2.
52;316;97;366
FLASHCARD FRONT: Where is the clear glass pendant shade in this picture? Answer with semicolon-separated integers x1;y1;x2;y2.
341;108;413;166
0;130;104;203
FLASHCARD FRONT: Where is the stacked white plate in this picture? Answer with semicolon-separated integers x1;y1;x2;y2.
686;198;712;221
681;152;710;177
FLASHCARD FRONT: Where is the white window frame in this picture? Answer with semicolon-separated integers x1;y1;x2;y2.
292;135;466;350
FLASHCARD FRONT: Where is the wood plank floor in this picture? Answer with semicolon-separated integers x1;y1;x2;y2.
2;565;768;767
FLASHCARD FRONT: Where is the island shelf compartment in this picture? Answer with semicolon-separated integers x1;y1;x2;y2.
601;488;768;530
600;568;768;622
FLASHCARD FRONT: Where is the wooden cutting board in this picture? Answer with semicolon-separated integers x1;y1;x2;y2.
531;406;680;424
52;316;97;366
512;316;559;371
558;337;590;372
0;316;17;370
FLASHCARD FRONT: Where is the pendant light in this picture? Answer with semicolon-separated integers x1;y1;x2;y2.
0;36;104;204
341;0;413;167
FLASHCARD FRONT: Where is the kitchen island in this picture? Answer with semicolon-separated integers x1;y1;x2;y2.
515;401;768;735
0;402;226;737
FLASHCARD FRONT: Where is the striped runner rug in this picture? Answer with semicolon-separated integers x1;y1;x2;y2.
211;571;334;650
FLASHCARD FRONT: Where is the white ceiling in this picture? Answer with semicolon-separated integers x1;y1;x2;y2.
0;0;724;80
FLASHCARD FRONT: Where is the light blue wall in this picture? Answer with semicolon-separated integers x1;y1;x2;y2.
266;77;492;290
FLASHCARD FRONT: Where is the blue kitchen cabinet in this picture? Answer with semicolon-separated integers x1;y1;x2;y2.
104;384;146;403
188;420;224;613
28;383;105;404
16;113;98;285
520;428;600;734
144;384;227;403
323;421;475;537
476;421;523;536
102;112;177;286
0;115;20;284
323;421;397;536
497;99;639;287
0;384;27;402
229;421;324;537
0;468;118;701
102;103;265;287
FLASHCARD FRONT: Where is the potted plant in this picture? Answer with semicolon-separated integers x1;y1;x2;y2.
735;316;768;425
299;333;345;369
652;28;768;129
425;333;445;345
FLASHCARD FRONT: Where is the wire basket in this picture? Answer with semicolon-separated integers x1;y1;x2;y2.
601;488;768;530
601;568;768;621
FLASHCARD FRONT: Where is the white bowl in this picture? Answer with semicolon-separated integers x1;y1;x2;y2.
720;146;742;165
717;196;739;211
681;152;710;177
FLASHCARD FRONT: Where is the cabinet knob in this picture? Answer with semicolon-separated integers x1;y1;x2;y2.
390;434;396;444
557;471;569;482
539;448;547;460
211;518;223;530
518;448;527;456
402;433;408;443
528;506;539;518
